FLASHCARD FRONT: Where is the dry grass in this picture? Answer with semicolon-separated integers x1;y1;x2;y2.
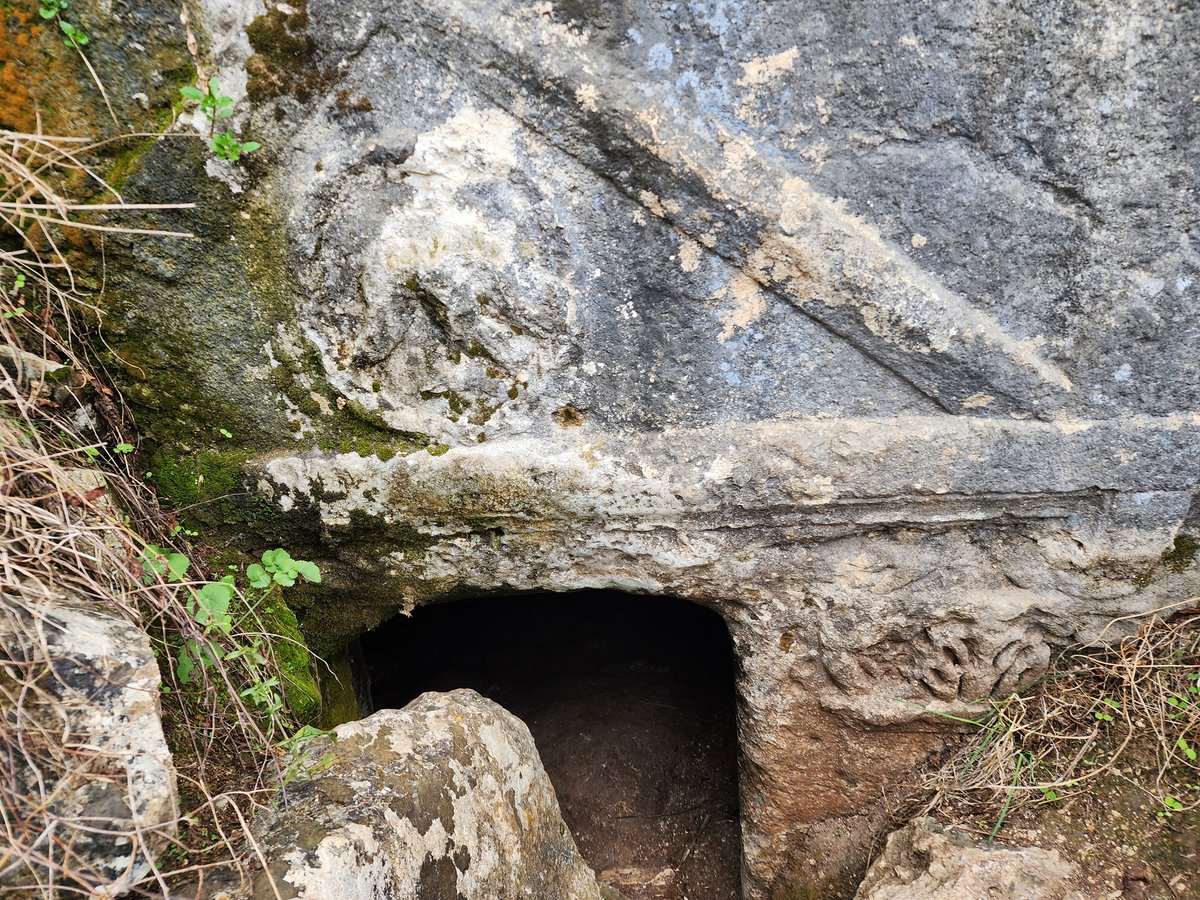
1;128;295;897
922;601;1200;837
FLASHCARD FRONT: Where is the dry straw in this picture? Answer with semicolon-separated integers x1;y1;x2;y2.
923;600;1200;837
1;128;293;897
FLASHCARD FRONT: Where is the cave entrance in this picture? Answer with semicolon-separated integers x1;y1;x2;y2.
359;590;743;900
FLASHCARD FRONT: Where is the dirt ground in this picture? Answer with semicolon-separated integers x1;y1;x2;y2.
363;592;743;900
931;734;1199;899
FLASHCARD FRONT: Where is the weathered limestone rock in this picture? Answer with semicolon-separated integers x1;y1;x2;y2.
250;689;610;899
98;0;1200;895
0;599;178;894
854;817;1085;900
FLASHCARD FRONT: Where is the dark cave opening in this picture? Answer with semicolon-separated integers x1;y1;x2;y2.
359;590;744;900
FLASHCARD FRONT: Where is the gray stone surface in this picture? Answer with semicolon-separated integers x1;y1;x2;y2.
250;689;608;900
0;599;178;894
854;817;1085;900
103;0;1200;895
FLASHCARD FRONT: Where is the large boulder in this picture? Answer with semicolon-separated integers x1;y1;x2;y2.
855;817;1085;900
0;599;178;895
250;689;611;899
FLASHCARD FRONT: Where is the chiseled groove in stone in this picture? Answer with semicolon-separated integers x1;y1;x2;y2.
314;0;1074;418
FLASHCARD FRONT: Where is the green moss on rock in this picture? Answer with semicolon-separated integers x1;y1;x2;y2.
149;447;253;511
244;1;331;103
1163;533;1197;573
317;647;362;728
260;585;321;724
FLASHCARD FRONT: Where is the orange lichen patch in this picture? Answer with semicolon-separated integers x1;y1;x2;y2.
0;9;38;132
0;7;92;135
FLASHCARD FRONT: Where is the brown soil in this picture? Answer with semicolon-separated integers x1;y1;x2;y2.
362;591;743;900
932;734;1199;899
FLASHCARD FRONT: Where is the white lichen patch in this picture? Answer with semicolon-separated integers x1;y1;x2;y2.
714;272;768;342
678;238;702;273
736;47;799;86
639;189;666;217
960;393;994;409
574;83;600;112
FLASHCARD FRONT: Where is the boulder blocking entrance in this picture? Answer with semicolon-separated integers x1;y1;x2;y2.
359;592;743;900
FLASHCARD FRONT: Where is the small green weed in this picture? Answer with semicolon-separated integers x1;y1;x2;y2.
38;0;67;15
140;544;321;737
38;1;89;50
180;77;261;161
32;0;116;124
1158;794;1185;821
58;19;88;47
180;77;233;130
211;131;261;162
2;267;26;296
1093;697;1120;722
248;548;321;589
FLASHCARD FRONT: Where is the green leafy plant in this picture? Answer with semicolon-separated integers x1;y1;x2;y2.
180;77;261;161
58;19;89;47
140;545;321;736
113;442;134;454
211;130;261;162
180;77;233;134
37;0;68;19
1094;697;1120;722
278;724;337;784
248;548;322;589
1159;794;1185;820
2;268;26;295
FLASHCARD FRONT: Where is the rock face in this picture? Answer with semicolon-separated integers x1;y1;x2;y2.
250;689;610;899
99;0;1200;895
0;600;178;894
855;817;1084;900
